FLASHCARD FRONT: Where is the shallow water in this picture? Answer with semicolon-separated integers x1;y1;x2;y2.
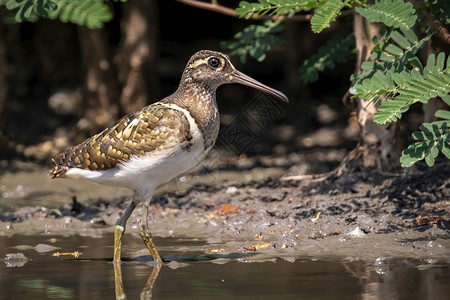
1;234;449;300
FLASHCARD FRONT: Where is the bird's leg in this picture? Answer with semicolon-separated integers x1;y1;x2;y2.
139;200;161;299
139;201;162;265
113;196;139;300
114;196;139;263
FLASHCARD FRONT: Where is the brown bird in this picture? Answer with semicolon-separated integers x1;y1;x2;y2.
50;50;288;265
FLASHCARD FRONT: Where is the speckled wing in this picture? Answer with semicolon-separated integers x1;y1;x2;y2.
51;103;192;178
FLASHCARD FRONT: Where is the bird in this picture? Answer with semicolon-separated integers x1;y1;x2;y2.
50;50;288;265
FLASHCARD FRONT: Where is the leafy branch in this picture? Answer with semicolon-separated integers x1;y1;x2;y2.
348;0;450;167
223;0;449;167
300;33;354;84
1;0;119;28
400;102;450;167
355;0;417;29
235;0;320;19
221;20;285;63
374;53;450;124
310;0;348;33
350;28;434;102
4;0;57;22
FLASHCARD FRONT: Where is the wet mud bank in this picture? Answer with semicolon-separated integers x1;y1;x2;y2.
0;158;449;261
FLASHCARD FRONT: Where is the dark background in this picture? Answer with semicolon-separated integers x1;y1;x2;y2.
0;0;358;164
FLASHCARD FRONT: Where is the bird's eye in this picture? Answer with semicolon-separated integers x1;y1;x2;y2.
208;57;221;68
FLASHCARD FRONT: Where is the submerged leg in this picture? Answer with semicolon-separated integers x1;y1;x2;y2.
139;202;162;264
114;196;139;263
113;196;139;300
113;260;126;300
139;202;162;299
140;265;161;299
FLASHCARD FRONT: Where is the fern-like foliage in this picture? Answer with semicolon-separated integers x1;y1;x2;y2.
375;53;450;124
230;0;449;167
221;20;285;63
5;0;57;22
48;0;112;28
352;53;450;124
2;0;114;28
355;0;417;29
310;0;347;33
352;28;432;83
400;113;450;167
236;0;319;19
236;0;348;33
351;70;397;101
351;28;434;103
299;33;354;83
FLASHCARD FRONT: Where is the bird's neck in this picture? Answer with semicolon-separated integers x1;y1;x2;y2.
166;82;220;149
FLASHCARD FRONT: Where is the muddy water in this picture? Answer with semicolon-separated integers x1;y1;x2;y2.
1;234;449;300
1;163;450;299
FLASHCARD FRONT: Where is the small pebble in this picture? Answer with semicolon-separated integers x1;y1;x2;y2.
225;186;238;194
346;226;366;237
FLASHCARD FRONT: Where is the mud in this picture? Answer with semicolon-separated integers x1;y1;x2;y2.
0;150;449;261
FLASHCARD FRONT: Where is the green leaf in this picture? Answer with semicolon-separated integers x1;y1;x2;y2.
372;52;450;124
435;109;450;120
221;20;285;63
425;151;435;166
385;44;403;56
310;0;346;33
374;95;412;123
2;0;111;27
353;28;431;83
355;0;417;29
400;141;429;167
23;0;34;18
400;120;450;167
352;70;396;101
235;0;319;18
439;141;450;159
299;33;354;84
6;0;20;9
36;0;49;17
47;0;112;28
5;0;57;21
442;95;450;106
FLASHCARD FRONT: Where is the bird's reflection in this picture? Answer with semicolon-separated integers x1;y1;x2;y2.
112;251;254;299
113;259;162;300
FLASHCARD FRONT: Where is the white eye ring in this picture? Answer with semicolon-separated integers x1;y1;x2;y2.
208;57;221;68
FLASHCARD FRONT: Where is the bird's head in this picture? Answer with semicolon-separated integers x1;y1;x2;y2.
182;50;288;103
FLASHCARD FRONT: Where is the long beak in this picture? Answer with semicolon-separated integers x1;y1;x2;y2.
231;70;289;103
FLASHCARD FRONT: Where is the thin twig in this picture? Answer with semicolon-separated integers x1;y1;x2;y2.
176;0;353;22
176;0;237;17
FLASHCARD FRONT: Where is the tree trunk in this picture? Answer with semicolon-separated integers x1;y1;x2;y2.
0;26;8;134
350;12;403;170
115;0;160;114
77;27;119;136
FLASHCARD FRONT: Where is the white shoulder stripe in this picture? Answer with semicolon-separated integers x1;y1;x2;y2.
157;102;202;140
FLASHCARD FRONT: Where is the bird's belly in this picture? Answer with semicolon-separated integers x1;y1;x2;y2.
117;142;206;190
